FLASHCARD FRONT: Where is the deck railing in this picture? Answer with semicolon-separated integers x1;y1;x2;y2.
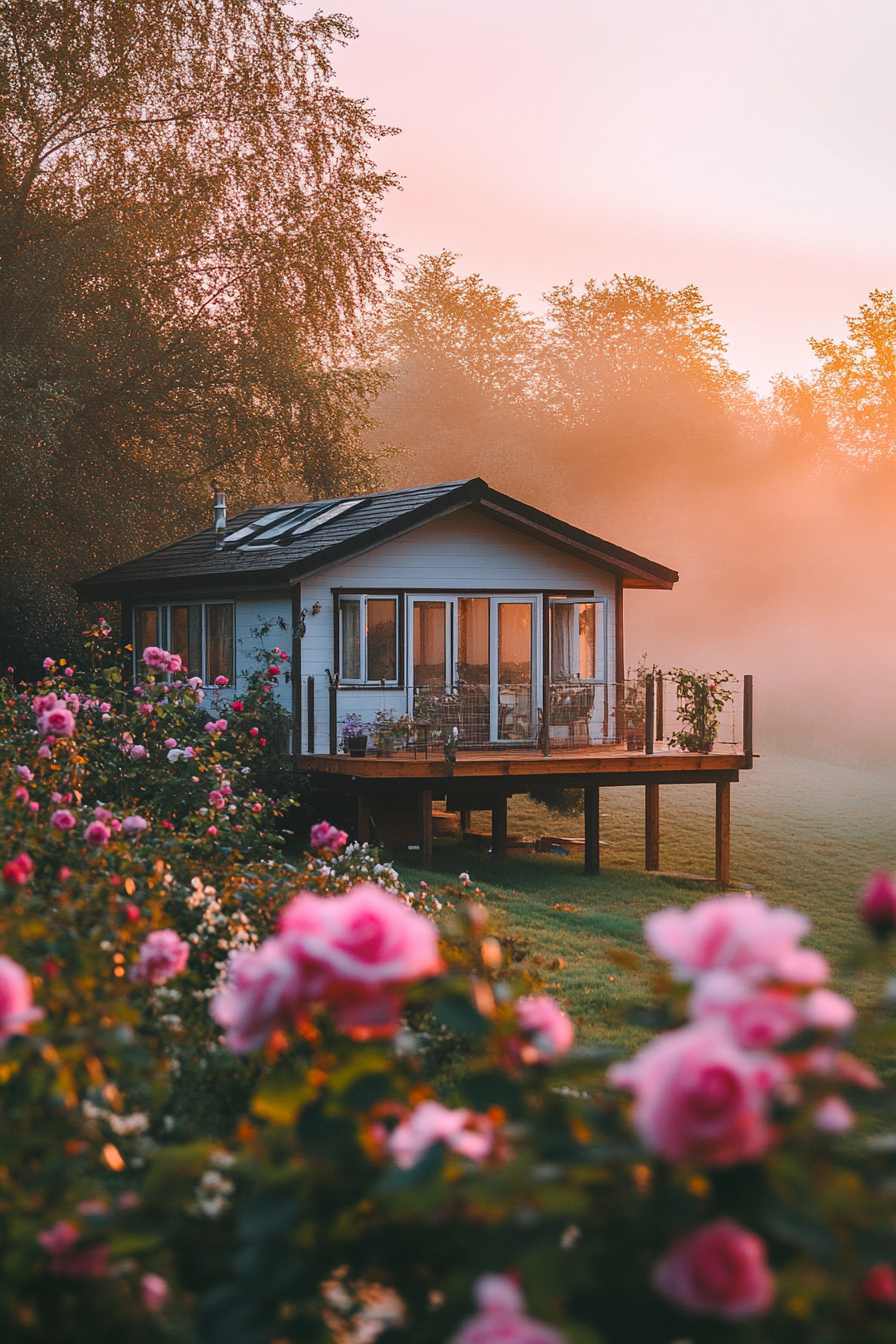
306;674;752;760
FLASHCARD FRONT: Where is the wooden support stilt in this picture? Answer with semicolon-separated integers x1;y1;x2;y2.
584;785;600;874
491;795;508;857
460;809;471;832
419;788;433;869
357;793;370;845
715;780;731;887
645;783;660;871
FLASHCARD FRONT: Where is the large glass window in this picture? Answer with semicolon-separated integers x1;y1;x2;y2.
457;598;489;684
206;605;234;685
133;602;233;685
413;601;447;689
339;596;399;684
551;601;604;681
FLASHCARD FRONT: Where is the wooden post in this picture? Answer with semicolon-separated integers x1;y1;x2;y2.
291;586;302;758
306;676;315;754
460;809;471;833
614;576;625;744
541;593;551;756
645;675;655;755
584;785;600;874
715;781;731;886
357;793;370;845
743;674;753;769
419;787;433;869
491;794;508;857
656;671;664;740
645;783;660;871
328;673;338;755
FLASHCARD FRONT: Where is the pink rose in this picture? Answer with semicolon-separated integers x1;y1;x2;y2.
183;746;195;759
94;806;113;821
207;824;218;837
813;1096;854;1132
100;702;111;712
215;718;227;731
166;654;183;673
514;994;575;1061
211;939;305;1052
64;667;73;677
861;1264;896;1307
3;855;33;887
608;1019;786;1167
15;765;33;782
141;1272;169;1312
51;809;77;831
130;929;190;986
802;988;855;1032
452;1275;566;1344
164;738;177;748
28;800;39;813
688;971;804;1049
37;1220;109;1278
645;895;817;984
65;694;79;714
0;954;44;1043
142;646;170;671
42;657;54;671
187;676;203;690
208;790;225;809
38;706;75;738
33;692;60;715
13;786;28;804
37;745;50;758
204;722;218;733
128;744;148;760
122;815;148;835
214;676;229;686
387;1101;496;1169
652;1219;775;1320
84;820;111;846
310;820;348;851
861;872;896;937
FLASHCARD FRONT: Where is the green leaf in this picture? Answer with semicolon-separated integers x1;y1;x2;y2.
250;1076;315;1126
432;992;490;1038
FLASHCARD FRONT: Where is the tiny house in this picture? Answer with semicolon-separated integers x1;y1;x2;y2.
76;478;751;877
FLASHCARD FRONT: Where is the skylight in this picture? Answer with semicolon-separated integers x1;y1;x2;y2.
222;498;365;549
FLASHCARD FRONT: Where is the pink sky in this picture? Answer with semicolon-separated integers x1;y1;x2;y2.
332;0;896;389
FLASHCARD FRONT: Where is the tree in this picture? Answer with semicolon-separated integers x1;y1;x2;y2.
774;289;896;464
0;0;396;668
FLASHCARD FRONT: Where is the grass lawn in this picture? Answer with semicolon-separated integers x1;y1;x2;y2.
386;753;896;1062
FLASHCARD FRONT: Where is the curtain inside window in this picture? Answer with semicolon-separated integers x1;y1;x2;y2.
206;605;234;685
413;602;446;688
367;599;397;681
340;600;361;680
170;605;202;679
551;603;574;680
578;604;596;680
134;609;159;671
458;598;489;683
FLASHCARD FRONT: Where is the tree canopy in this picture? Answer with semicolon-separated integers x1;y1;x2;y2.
0;0;396;667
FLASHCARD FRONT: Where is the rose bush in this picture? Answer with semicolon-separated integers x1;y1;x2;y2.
3;635;896;1341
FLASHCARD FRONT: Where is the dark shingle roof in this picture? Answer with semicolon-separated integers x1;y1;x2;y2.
74;478;678;600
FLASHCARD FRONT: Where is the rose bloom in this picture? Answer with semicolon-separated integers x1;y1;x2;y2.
387;1101;496;1170
142;646;171;671
688;971;805;1049
514;994;575;1061
3;855;32;886
141;1272;169;1312
452;1275;566;1344
608;1019;786;1166
51;809;77;831
130;930;190;986
164;737;177;748
166;653;183;673
231;701;244;712
279;883;444;1036
42;657;54;670
861;872;896;937
861;1264;896;1307
211;938;305;1052
84;820;111;846
204;721;218;733
214;675;229;686
0;954;44;1043
15;765;33;782
652;1219;775;1320
310;820;348;851
128;744;148;761
13;786;28;804
645;894;827;985
33;692;60;715
813;1096;855;1132
208;790;225;809
38;706;76;738
122;815;148;835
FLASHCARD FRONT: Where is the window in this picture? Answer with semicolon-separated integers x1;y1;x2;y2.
338;595;399;684
551;601;605;681
133;603;234;685
457;597;489;684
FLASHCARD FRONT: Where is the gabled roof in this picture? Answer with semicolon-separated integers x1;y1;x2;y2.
74;478;678;601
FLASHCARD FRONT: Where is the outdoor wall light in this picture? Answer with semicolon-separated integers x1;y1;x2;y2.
312;601;321;615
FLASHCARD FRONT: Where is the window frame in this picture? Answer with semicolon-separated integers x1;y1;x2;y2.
550;598;607;683
337;593;401;687
132;601;235;687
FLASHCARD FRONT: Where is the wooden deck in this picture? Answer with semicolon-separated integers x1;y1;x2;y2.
297;746;748;882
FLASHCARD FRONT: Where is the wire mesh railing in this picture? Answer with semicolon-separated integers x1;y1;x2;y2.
308;673;751;759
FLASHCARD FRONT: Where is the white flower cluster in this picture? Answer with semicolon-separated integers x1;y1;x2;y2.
82;1099;150;1135
189;1150;236;1218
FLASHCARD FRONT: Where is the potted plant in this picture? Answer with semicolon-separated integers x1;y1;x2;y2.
668;668;734;753
372;709;398;757
341;713;370;758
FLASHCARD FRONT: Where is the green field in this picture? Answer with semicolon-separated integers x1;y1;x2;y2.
392;753;896;1058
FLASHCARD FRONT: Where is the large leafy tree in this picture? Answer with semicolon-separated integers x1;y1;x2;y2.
775;289;896;465
0;0;396;667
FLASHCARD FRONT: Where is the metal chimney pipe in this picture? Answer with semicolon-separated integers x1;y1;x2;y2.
213;486;227;549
